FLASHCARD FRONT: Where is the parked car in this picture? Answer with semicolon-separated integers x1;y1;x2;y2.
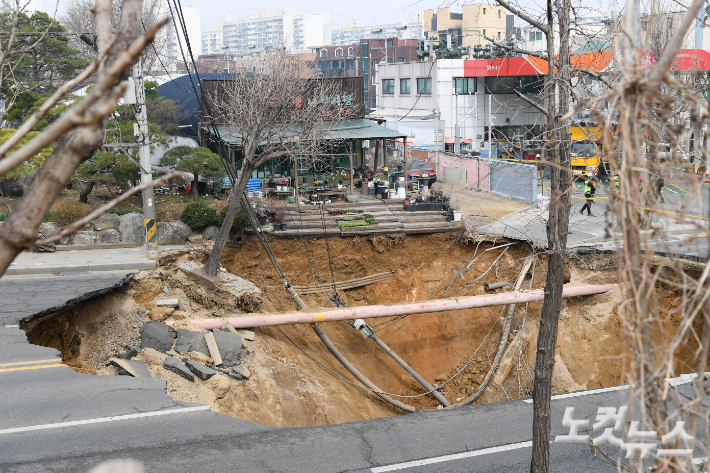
407;160;437;184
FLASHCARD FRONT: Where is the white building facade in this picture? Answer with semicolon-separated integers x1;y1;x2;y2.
331;21;423;46
168;6;201;71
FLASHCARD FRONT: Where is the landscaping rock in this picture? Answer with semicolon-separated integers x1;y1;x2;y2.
213;330;243;367
157;221;190;245
109;358;152;377
174;329;209;356
97;229;120;244
148;306;174;321
162;356;194;381
39;222;59;237
119;213;145;244
345;194;360;203
188;234;203;243
184;359;216;380
139;321;174;353
156;297;180;308
203;225;220;241
93;213;121;231
73;230;95;245
0;175;32;197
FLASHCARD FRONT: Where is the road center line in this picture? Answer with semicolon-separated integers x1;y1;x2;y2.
370;441;533;472
0;359;61;367
0;364;65;373
0;406;211;435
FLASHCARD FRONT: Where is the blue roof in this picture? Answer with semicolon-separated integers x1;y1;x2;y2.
157;73;234;138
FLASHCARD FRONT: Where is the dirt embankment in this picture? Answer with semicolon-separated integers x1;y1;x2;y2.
23;234;703;427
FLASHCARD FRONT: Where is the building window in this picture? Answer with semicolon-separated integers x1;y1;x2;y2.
361;43;368;55
498;31;501;40
417;77;432;94
372;58;380;67
347;59;355;71
383;79;395;94
372;76;376;85
335;48;343;57
387;58;394;63
398;57;407;62
348;47;354;56
400;78;410;94
386;39;393;47
536;31;543;40
498;9;501;17
483;29;486;37
453;77;476;95
484;75;543;94
320;49;328;57
483;7;486;14
362;58;369;73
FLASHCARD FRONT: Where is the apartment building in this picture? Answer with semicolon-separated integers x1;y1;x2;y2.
167;6;201;71
423;5;507;56
201;28;223;55
330;19;423;45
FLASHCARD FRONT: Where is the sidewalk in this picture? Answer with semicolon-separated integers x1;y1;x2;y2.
3;245;186;276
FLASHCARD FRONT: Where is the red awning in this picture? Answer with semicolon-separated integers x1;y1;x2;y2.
464;57;544;77
640;49;710;71
444;137;471;144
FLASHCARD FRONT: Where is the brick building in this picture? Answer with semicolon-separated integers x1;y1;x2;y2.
313;38;420;108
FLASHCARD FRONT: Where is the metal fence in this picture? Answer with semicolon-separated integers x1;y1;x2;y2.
488;158;537;205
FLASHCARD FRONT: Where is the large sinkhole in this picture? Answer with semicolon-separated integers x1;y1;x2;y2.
21;234;698;427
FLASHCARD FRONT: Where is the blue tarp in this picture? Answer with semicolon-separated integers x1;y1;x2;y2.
157;73;234;139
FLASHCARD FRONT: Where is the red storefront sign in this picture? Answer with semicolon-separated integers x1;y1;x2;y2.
464;57;545;77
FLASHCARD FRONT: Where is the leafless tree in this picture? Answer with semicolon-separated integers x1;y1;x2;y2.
200;49;352;278
60;0;168;75
0;0;167;275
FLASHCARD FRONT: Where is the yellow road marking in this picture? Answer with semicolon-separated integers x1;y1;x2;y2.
0;359;60;367
639;207;710;220
0;363;65;373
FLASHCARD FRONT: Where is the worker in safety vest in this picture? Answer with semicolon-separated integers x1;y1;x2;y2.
614;172;620;188
579;177;596;216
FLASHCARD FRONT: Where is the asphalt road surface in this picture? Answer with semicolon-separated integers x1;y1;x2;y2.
1;267;706;472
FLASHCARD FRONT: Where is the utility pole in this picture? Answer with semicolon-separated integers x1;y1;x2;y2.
133;57;158;258
454;92;460;154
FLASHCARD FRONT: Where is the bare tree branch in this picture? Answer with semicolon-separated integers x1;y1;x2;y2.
514;90;549;115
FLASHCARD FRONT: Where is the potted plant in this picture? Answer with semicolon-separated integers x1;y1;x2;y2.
273;206;286;231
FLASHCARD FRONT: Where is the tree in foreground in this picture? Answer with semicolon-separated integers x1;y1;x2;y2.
160;146;222;199
0;0;167;275
200;49;349;278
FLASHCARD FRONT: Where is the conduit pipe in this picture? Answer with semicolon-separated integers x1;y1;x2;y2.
190;283;617;330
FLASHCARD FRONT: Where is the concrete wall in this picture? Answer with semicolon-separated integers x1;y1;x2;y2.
416;150;489;190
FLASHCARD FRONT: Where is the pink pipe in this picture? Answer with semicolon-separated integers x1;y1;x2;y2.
188;283;617;330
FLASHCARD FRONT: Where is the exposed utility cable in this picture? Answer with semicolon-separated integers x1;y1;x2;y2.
456;256;535;407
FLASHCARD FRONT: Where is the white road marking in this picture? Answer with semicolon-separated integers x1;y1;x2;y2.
4;325;19;328
0;406;211;435
522;385;629;403
370;441;533;472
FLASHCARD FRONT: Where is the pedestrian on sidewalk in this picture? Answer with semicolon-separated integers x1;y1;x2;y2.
654;173;665;204
580;176;596;216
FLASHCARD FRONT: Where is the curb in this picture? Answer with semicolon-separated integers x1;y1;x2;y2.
4;260;156;276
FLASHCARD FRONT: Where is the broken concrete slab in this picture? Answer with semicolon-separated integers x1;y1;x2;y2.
221;321;255;341
184;359;216;380
109;358;152;378
118;346;140;360
140;321;174;353
204;332;223;366
163;356;194;381
224;364;250;380
174;329;209;356
156;297;180;308
213;330;243;367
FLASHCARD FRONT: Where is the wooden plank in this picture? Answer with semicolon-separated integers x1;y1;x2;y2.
404;226;462;235
402;222;459;229
204;332;223;366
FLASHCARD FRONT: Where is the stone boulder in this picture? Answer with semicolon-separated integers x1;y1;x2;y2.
73;230;95;245
140;321;174;353
203;225;220;241
157;221;190;245
0;176;33;197
345;194;360;203
119;213;145;244
97;229;120;244
93;213;120;231
39;222;70;245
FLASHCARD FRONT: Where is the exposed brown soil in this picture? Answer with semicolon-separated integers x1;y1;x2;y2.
23;233;704;428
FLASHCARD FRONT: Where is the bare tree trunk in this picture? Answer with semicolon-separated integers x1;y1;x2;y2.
530;0;572;470
79;181;95;203
202;162;254;277
192;174;199;200
0;0;145;276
